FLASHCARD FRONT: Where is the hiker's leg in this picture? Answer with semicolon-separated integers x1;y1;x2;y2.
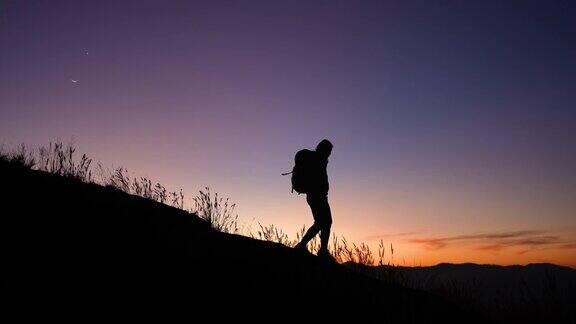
298;194;322;247
318;197;332;253
319;223;332;253
299;222;320;246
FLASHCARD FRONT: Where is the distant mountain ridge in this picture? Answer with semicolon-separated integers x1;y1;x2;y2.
395;262;576;290
433;262;574;270
348;260;576;323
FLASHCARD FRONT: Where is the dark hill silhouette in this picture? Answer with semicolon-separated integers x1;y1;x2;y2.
0;160;481;322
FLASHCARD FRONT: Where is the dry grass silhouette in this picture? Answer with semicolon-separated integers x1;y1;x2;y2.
192;187;239;233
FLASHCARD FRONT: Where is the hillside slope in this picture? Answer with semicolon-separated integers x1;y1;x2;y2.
0;160;479;322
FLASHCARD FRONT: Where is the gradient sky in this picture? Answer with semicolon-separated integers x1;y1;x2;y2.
1;0;575;267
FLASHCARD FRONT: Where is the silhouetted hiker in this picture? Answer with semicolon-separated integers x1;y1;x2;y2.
285;139;334;261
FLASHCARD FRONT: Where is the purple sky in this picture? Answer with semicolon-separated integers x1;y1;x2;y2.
1;0;575;266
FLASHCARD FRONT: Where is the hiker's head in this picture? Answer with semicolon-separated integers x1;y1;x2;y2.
316;139;333;158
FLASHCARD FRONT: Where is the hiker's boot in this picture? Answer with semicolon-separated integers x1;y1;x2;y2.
294;242;305;250
294;242;309;253
318;249;336;263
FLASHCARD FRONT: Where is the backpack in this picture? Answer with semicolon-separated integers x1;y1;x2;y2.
282;149;315;194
